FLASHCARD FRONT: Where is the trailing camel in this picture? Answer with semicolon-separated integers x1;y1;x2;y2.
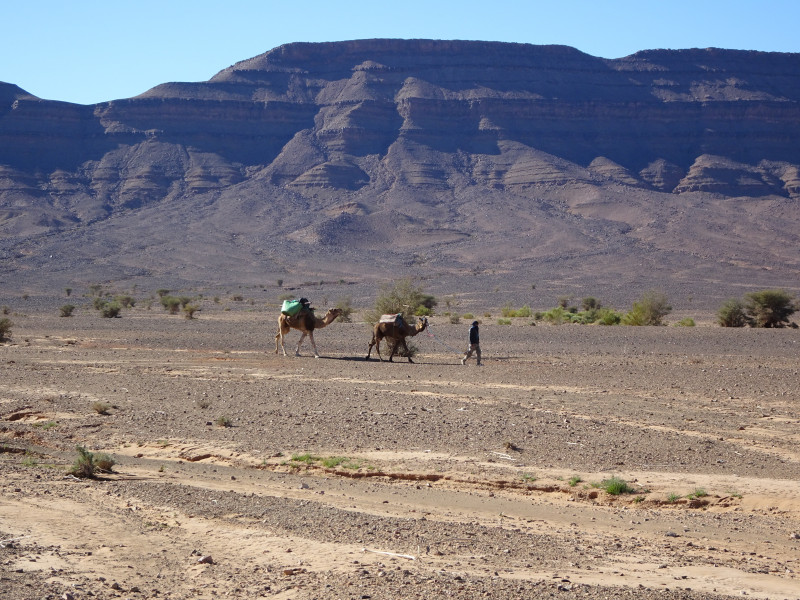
366;315;428;363
275;307;343;358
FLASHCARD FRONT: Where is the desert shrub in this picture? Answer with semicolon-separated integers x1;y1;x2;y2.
335;296;354;322
321;456;362;469
514;305;532;317
65;287;72;297
462;313;474;320
70;445;96;478
100;301;122;318
161;296;181;314
93;296;107;310
92;401;111;415
215;416;232;427
717;298;749;327
744;289;797;328
60;304;76;317
387;339;419;358
582;297;601;311
501;304;532;318
675;317;695;327
88;284;103;296
688;488;708;499
449;314;461;324
497;318;512;325
1;305;9;315
115;294;135;308
232;295;244;302
93;453;116;472
0;318;12;341
157;289;170;298
622;290;672;326
600;476;636;495
568;475;583;487
183;304;199;319
595;307;623;325
540;306;569;325
368;278;436;323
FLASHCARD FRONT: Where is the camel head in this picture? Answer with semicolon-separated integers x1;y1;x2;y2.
324;307;343;323
416;316;428;332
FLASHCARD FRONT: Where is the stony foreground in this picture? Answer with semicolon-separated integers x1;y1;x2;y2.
1;306;799;599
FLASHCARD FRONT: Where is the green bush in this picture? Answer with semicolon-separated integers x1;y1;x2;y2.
675;317;695;327
115;295;136;308
0;317;12;341
582;297;601;311
497;318;512;325
540;306;570;325
622;290;672;326
93;453;116;472
334;296;354;322
501;304;532;318
449;314;461;324
600;476;636;495
744;289;797;328
595;307;622;325
368;278;436;323
70;446;96;478
60;304;76;317
536;303;622;326
100;301;122;318
161;296;181;314
717;298;749;327
183;304;199;319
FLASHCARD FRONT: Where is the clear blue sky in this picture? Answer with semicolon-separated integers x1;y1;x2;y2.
4;0;799;105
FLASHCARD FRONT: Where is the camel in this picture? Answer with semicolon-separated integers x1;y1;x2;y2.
275;307;343;358
366;315;428;363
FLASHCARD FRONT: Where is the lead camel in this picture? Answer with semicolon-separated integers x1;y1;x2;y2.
275;307;343;358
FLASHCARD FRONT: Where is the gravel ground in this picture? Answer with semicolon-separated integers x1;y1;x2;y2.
1;303;799;599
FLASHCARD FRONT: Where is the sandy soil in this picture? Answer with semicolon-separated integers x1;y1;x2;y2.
1;304;799;600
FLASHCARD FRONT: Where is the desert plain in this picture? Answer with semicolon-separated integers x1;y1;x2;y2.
1;298;800;600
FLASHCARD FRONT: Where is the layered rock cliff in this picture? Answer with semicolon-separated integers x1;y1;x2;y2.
1;40;799;300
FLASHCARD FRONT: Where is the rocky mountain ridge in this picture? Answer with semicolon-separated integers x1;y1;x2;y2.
1;40;799;305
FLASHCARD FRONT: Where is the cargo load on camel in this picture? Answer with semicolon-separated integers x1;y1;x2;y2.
379;313;404;327
281;298;311;317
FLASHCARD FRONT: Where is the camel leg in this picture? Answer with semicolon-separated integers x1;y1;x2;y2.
275;324;290;356
387;338;397;362
402;338;414;363
294;332;308;357
366;337;375;360
308;331;321;358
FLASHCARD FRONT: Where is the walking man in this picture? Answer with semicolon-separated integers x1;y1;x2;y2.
461;320;481;366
